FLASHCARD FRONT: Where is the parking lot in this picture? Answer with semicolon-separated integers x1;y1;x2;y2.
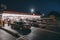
0;23;60;40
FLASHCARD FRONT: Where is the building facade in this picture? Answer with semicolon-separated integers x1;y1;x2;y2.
1;11;41;26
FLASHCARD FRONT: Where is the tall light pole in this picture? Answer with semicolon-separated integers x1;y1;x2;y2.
0;4;7;26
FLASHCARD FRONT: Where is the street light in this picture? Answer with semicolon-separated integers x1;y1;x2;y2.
30;8;34;13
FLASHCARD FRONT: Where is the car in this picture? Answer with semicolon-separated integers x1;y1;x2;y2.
27;19;40;27
10;22;31;35
39;18;55;28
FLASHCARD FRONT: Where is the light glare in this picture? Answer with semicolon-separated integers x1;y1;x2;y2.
31;8;34;13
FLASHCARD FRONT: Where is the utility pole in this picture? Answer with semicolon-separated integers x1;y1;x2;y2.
0;4;7;26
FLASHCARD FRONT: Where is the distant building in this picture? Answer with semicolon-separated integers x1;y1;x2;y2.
2;10;41;21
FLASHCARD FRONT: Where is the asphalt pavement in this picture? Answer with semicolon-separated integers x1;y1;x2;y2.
0;29;16;40
0;25;60;40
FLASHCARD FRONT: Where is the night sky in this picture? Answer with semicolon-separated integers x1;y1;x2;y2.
0;0;60;14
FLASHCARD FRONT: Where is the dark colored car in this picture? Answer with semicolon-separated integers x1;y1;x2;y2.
27;19;40;27
11;22;31;35
39;18;55;28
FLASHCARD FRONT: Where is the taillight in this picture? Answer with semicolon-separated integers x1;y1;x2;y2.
24;25;31;29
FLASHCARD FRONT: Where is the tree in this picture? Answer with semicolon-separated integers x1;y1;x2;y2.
48;11;60;17
47;11;60;20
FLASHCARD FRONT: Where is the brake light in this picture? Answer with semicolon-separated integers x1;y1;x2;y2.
24;25;31;29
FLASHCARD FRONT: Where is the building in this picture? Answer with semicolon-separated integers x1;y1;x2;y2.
2;10;41;21
1;10;41;26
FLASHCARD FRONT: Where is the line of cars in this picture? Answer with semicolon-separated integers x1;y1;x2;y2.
10;18;55;35
11;18;52;29
26;18;56;28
